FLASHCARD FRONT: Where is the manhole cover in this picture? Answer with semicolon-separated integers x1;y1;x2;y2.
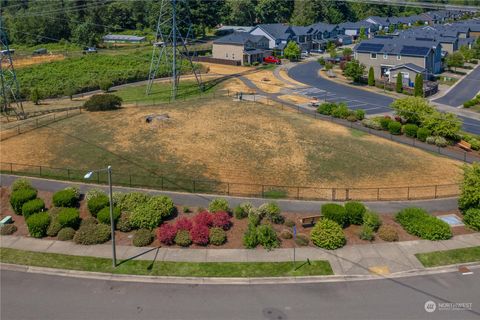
262;308;287;320
437;214;464;226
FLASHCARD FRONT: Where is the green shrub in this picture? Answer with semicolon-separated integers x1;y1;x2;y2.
0;224;17;235
11;178;32;192
416;127;431;142
174;229;192;247
85;189;105;201
280;229;293;239
362;118;383;130
57;227;76;241
112;192;126;206
234;202;254;219
317;102;337;115
331;103;350;119
133;229;154;247
129;196;175;230
117;212;133;232
426;136;436;144
243;224;259;248
311;219;346;250
209;227;227;245
248;212;261;227
363;211;382;231
26;212;51;238
379;117;392;130
21;198;45;219
10;188;37;214
359;225;374;241
355;109;366;120
321;203;348;227
117;192;151;212
87;194;109;216
80;217;98;227
73;223;111;245
388;121;402;135
459;163;480;212
295;234;309;246
57;208;81;229
97;207;122;225
344;201;366;225
403;124;418;137
52;188;80;207
47;218;62;237
284;219;296;228
83;94;122;111
208;198;230;213
147;195;175;219
377;225;399;241
259;202;283;224
463;208;480;231
434;136;448;147
257;224;279;250
395;207;452;240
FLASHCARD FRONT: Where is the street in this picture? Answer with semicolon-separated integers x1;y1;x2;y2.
434;66;480;107
1;269;479;320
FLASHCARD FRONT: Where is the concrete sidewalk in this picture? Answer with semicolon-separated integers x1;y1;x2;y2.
2;234;479;276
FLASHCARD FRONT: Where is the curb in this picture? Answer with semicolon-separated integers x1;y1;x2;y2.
1;262;479;285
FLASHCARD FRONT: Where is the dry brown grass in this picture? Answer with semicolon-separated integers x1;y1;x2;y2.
279;69;308;87
244;70;289;93
0;97;462;192
277;94;312;104
200;62;253;75
13;54;65;68
220;78;253;93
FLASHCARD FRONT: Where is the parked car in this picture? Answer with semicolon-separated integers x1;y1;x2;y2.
32;48;47;55
301;51;310;58
263;56;281;65
83;47;98;54
310;48;324;54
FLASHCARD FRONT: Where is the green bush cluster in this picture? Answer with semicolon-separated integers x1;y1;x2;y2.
10;188;38;214
47;218;62;237
97;207;122;225
21;198;45;219
317;102;364;121
359;225;374;241
57;227;76;241
463;208;480;231
133;229;154;247
26;212;51;238
52;187;80;207
243;224;259;248
57;208;81;229
363;211;382;231
234;202;254;219
388;121;402;135
416;127;431;142
403;124;418;137
0;224;17;235
463;95;480;108
256;224;280;250
310;219;346;250
462;135;480;151
362;118;383;130
379;117;392;130
73;223;111;245
395;207;452;240
321;203;348;227
129;195;175;229
117;212;133;232
174;230;192;247
87;193;110;216
117;192;150;212
344;201;366;225
258;202;283;224
209;227;227;246
12;178;32;192
83;94;122;111
208;198;230;213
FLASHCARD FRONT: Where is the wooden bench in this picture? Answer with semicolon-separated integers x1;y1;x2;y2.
458;140;472;151
0;216;13;225
299;215;322;227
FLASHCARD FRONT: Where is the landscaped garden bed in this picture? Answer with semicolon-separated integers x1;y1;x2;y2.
1;175;478;251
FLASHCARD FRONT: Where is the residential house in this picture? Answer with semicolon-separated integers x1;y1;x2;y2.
354;38;442;82
290;26;313;51
215;25;254;36
249;23;294;54
338;21;376;39
397;26;459;54
102;34;146;43
212;32;270;65
364;16;391;31
308;22;340;50
388;63;427;87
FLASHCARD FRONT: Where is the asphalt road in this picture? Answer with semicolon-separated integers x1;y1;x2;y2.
288;61;480;135
1;270;479;320
434;66;480;107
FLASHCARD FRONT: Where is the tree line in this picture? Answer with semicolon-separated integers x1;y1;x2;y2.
0;0;474;46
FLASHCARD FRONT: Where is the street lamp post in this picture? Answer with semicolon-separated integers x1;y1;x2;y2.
84;165;116;268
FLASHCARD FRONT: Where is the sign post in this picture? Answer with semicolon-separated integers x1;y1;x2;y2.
293;225;297;267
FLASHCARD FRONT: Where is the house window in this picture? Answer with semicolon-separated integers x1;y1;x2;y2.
383;54;388;59
232;53;235;59
371;53;377;59
397;55;401;60
226;53;228;58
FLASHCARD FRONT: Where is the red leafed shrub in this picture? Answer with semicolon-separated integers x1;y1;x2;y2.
190;224;209;245
156;223;177;245
175;217;193;231
193;211;213;227
212;211;231;230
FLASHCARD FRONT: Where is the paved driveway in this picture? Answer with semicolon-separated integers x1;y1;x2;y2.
434;66;480;107
288;61;480;135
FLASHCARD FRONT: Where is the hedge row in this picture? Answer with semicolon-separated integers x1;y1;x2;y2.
395;208;452;240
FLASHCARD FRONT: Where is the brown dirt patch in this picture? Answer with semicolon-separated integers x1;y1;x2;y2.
13;54;65;68
277;94;312;105
200;63;253;75
244;70;289;93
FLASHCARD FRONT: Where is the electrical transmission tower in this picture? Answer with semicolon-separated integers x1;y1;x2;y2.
0;17;25;119
146;0;202;100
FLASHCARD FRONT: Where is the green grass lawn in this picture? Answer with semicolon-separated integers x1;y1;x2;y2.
0;248;333;277
415;246;480;267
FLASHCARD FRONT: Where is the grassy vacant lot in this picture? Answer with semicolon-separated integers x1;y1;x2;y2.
0;248;333;277
415;246;480;267
1;96;462;191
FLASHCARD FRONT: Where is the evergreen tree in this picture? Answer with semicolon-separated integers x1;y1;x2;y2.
290;0;316;26
396;73;403;93
368;67;375;86
414;74;424;97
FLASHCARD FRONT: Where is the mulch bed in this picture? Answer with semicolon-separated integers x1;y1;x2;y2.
0;187;475;249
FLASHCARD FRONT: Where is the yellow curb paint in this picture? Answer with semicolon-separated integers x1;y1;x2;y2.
369;266;390;275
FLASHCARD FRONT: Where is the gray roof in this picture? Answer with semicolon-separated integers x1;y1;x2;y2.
390;63;426;73
354;38;437;57
290;26;312;36
217;25;254;33
214;32;266;45
102;34;145;41
308;22;338;34
338;21;374;30
459;37;476;47
243;48;266;55
253;24;292;40
365;16;390;26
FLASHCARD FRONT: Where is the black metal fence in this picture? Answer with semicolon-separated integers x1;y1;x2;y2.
0;162;460;201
